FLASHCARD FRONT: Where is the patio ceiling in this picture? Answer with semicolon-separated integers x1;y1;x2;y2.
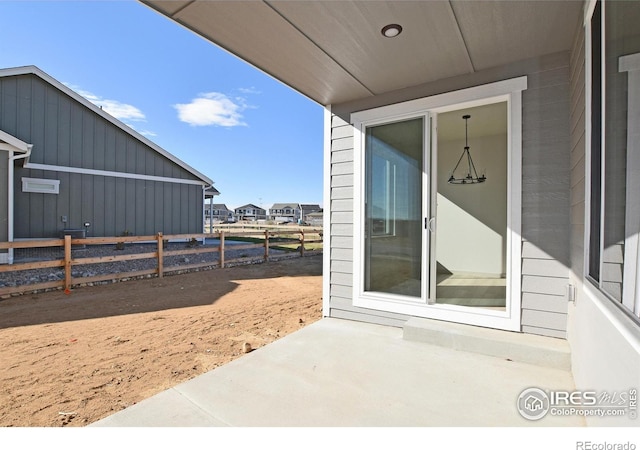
140;0;584;106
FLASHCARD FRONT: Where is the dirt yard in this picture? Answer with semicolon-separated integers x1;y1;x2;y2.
0;255;323;427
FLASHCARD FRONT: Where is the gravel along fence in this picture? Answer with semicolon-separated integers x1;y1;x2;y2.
0;237;316;295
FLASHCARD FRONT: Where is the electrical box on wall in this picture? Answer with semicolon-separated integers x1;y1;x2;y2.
566;284;576;303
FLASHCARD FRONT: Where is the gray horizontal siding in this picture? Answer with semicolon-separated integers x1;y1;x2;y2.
522;275;568;296
331;294;410;328
331;186;353;202
602;242;624;300
331;236;353;249
521;325;567;339
329;309;408;328
331;259;352;274
331;161;353;176
331;272;352;288
328;114;359;322
328;51;575;337
518;50;572;337
522;309;568;332
521;240;570;338
522;292;568;314
331;198;352;213
522;258;570;279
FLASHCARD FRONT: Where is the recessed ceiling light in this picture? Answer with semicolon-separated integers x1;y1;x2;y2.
381;24;402;38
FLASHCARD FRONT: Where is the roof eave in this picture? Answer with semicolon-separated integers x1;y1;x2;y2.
0;129;31;153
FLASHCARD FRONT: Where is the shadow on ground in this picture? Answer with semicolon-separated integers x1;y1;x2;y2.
0;255;322;330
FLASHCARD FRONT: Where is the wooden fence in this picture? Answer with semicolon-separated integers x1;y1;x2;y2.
0;228;322;298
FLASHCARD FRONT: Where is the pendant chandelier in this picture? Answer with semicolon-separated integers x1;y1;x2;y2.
448;114;486;184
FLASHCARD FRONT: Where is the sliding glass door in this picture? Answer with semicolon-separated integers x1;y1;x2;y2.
353;77;524;331
364;118;425;299
432;104;508;312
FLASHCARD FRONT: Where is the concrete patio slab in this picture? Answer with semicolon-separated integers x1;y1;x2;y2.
91;318;583;427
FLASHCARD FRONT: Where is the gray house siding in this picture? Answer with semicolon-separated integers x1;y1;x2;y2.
13;171;202;238
0;74;196;179
520;56;572;338
0;151;7;242
329;51;574;337
0;72;206;239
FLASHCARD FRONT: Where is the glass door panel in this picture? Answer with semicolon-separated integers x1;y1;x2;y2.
364;118;424;298
433;104;508;310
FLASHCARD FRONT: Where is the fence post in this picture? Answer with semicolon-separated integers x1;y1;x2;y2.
64;234;72;292
300;230;305;257
219;230;225;268
264;230;269;261
157;232;164;278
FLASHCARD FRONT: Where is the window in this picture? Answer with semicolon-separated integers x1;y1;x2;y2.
587;0;640;318
21;177;60;194
351;76;525;330
363;117;423;297
588;0;602;282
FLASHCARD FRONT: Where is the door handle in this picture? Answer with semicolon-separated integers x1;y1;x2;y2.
426;217;436;232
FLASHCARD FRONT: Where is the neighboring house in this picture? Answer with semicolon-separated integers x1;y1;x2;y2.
300;204;321;219
143;0;640;424
205;203;233;224
269;203;322;223
269;203;300;223
234;204;266;221
203;187;221;228
304;211;323;227
0;65;214;263
204;186;220;201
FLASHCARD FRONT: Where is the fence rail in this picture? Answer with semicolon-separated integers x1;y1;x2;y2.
0;228;322;298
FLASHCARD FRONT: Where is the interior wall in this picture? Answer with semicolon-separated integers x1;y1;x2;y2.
436;133;508;276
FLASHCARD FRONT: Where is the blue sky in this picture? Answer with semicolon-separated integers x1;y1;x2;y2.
0;0;324;210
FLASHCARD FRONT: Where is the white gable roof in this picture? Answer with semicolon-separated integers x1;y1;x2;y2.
0;129;31;153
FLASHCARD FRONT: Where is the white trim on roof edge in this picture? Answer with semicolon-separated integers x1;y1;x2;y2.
0;65;213;185
0;129;30;153
24;162;208;186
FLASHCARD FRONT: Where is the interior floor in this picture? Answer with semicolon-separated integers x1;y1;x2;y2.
436;273;506;310
368;267;507;312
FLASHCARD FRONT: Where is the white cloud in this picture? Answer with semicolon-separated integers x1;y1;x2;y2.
238;87;261;95
64;83;146;122
93;98;146;122
174;92;247;127
139;130;157;138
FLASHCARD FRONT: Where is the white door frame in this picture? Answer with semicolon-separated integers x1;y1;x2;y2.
352;77;526;331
